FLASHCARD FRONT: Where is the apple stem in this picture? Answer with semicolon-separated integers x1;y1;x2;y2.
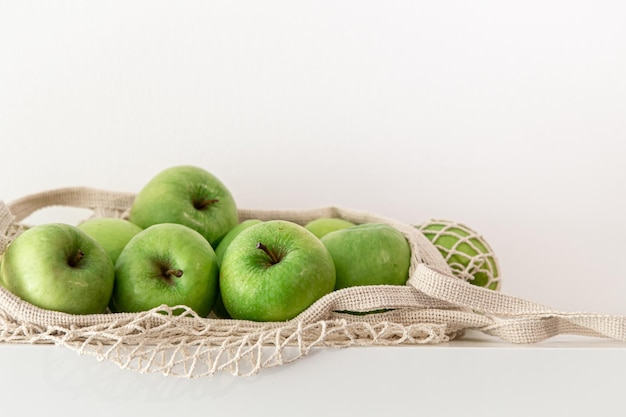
166;269;184;278
68;249;85;267
256;242;281;265
194;198;219;210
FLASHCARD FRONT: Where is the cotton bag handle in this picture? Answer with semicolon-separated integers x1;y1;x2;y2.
409;264;626;343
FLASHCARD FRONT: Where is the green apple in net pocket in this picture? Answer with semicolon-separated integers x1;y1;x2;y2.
129;165;238;248
321;223;411;290
219;220;336;322
416;220;501;290
78;217;143;264
303;217;356;239
111;223;219;317
0;223;115;314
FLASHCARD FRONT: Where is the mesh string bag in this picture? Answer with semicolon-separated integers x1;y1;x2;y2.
1;187;625;378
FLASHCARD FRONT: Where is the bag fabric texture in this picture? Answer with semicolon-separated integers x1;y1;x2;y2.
1;187;625;378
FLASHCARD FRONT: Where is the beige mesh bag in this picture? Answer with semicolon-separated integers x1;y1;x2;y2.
1;187;625;378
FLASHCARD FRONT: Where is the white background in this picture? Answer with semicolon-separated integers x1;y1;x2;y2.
1;1;625;415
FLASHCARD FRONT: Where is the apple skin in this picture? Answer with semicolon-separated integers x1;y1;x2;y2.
128;165;239;247
0;223;115;314
321;223;411;289
211;219;262;319
219;220;336;322
304;217;356;239
78;217;143;264
111;223;219;317
214;219;262;266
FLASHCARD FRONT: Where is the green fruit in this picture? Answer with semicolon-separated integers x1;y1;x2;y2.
321;223;411;289
129;165;238;247
112;223;219;317
219;220;336;322
304;218;356;239
0;223;115;314
417;220;501;290
78;217;143;264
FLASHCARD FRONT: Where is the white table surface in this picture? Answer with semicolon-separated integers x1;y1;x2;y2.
1;2;625;415
2;332;625;417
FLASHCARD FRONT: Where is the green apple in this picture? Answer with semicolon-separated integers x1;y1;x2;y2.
78;217;143;264
0;223;115;314
219;220;336;322
129;165;239;247
321;223;411;289
111;223;219;317
417;220;501;290
304;217;356;239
